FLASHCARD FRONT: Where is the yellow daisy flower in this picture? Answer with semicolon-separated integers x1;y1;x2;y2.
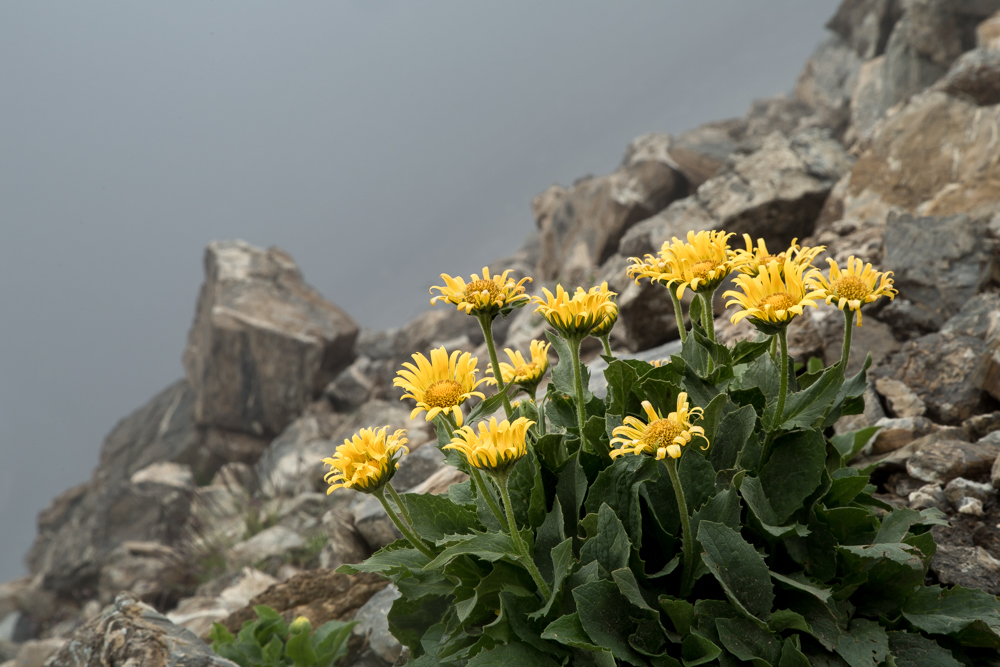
531;282;618;339
723;257;825;328
808;256;897;326
610;394;706;460
643;230;736;300
430;267;532;317
589;289;619;338
444;416;535;475
486;339;550;390
732;234;825;276
393;347;486;426
321;426;409;494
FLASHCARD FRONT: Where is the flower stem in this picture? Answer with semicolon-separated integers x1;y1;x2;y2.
599;334;614;359
665;457;695;597
373;487;436;560
496;472;551;600
387;483;413;527
669;288;688;342
699;292;716;342
537;394;547;436
478;314;514;420
568;336;589;454
840;308;854;374
436;415;508;530
769;334;778;362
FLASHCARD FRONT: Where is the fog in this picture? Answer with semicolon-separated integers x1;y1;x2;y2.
0;1;838;582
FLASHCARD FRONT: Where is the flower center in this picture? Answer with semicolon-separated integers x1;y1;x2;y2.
690;260;720;279
423;379;464;408
514;363;537;378
760;292;797;312
643;418;684;449
832;275;870;302
464;280;501;303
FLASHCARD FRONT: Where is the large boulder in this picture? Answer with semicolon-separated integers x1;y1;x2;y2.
794;34;864;136
184;240;358;437
825;0;903;60
934;47;1000;105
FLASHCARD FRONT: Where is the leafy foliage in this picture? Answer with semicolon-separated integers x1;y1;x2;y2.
210;606;355;667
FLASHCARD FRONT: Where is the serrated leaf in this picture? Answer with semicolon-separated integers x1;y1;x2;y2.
829;426;880;463
681;631;722;667
604;358;652;416
467;388;513;424
612;567;656;611
902;585;1000;648
529;538;576;620
741;476;810;538
533;497;565;583
584;454;657;544
874;508;922;544
580;503;631;578
547;330;592;401
337;539;430;575
403;492;481;543
824;355;872;428
775;365;842;430
556;457;587;539
839;543;925;570
541;612;602;651
716;616;782;665
759;429;826;523
506;450;546;529
424;531;519;569
697;521;775;622
466;639;561;667
387;595;450;657
886;631;962;667
659;595;694;635
709;402;758;472
770;571;833;603
680;448;716;512
835;618;889;667
573;579;649;665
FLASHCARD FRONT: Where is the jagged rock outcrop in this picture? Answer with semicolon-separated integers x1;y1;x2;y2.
184;240;359;437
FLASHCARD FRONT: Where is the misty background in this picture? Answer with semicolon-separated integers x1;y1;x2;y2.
0;1;838;583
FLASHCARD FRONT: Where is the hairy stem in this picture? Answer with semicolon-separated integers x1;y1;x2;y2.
387;483;413;527
699;292;716;342
841;308;854;373
599;334;614;359
496;472;551;599
478;314;513;419
669;288;688;342
569;336;589;453
665;457;695;597
374;487;436;560
775;326;789;431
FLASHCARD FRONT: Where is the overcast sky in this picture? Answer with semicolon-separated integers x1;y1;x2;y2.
0;1;839;583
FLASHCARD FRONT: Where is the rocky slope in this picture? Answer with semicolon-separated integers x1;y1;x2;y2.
5;1;1000;665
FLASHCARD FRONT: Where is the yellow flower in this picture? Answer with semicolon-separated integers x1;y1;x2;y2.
430;267;532;317
589;287;619;338
486;339;550;389
732;234;825;277
321;426;409;494
610;395;706;460
393;347;487;426
808;256;897;326
444;416;535;475
531;282;618;339
723;257;825;328
630;230;735;300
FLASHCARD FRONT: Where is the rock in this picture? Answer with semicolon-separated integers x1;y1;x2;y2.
96;541;186;606
944;476;996;505
849;91;1000;220
390;445;445;492
941;292;1000;341
882;213;997;325
906;437;1000;484
872;332;988;424
183;240;358;437
167;568;278;638
596;253;685;353
979;9;1000;49
0;579;31;628
964;410;1000;440
665;120;741;189
324;356;375;412
318;511;369;572
875;298;941;341
391;308;482;362
215;570;388;638
794;34;863;136
870;416;934;454
874;378;926;418
884;472;926;498
11;638;66;667
0;638;17;663
931;545;1000;595
48;592;236;666
826;0;903;59
822;315;901;377
908;483;948;511
356;329;397;361
407;466;469;496
27;381;202;599
850;55;889;140
536;134;688;283
229;526;305;567
352;497;401;552
956;496;985;515
934;47;1000;105
351;585;402;665
991;446;1000;488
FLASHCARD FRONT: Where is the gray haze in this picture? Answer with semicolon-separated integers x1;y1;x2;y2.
0;1;838;582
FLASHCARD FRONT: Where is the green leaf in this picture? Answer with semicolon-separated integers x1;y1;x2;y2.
286;619;316;667
506;450;546;529
573;579;649;665
424;531;519;569
741;476;810;538
886;631;962;667
337;539;430;575
448;479;475;506
535;433;569;471
769;609;811;634
902;585;1000;648
691;486;742;542
467;387;513;424
824;468;870;507
682;631;723;667
533;497;565;583
697;521;775;623
734;352;781;405
580;503;631;578
834;618;889;667
823;355;872;428
732;337;773;366
839;543;925;570
774;365;842;430
209;622;235;646
612;567;656;611
709;402;758;472
779;636;812;667
312;620;355;666
556;457;587;539
786;593;842;651
770;570;832;603
874;508;922;544
817;506;878;544
387;595;450;657
547;331;592;401
604;358;652;416
260;635;283;667
466;638;561;667
584;455;657;544
659;595;695;635
403;492;481;543
529;538;576;620
541;612;602;651
759;429;826;523
829;426;880;463
679;449;717;512
716;616;782;665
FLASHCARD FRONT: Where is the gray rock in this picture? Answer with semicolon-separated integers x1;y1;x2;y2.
826;0;903;59
850;55;889;140
931;545;1000;595
908;483;948;511
943;476;996;505
0;637;17;663
324;356;375;412
874;378;926;418
964;410;1000;440
392;308;483;361
229;526;305;567
167;568;278;639
991;445;1000;488
906;438;1000;484
876;298;941;340
872;332;988;424
870;416;934;454
318;511;369;572
666;119;742;189
49;592;237;666
356;329;398;361
96;541;185;606
980;9;1000;49
352;497;402;552
941;292;1000;340
794;34;863;137
11;638;66;667
935;47;1000;105
883;213;997;325
351;585;402;665
183;240;358;437
391;445;445;493
956;496;985;515
596;253;686;353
